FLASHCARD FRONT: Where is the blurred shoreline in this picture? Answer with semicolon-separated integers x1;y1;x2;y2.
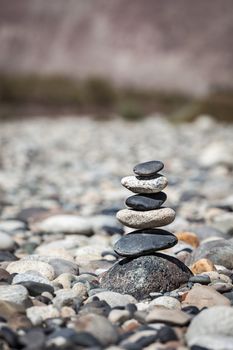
1;73;233;122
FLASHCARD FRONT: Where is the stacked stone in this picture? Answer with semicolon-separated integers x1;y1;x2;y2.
114;160;178;257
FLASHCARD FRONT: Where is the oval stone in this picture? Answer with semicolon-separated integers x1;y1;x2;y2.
114;229;177;256
125;192;167;211
121;175;167;194
116;207;175;229
100;254;192;300
133;161;164;176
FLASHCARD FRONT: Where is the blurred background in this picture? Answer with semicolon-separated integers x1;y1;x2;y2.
0;0;233;121
0;0;232;221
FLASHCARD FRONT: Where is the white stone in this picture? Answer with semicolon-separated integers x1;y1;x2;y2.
0;232;15;250
35;215;93;235
86;291;137;308
149;296;181;310
121;175;168;193
26;305;59;325
6;260;55;280
0;285;28;306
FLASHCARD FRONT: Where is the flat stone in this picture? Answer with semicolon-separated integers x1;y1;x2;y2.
0;285;29;306
133;161;164;176
189;275;211;285
121;175;168;194
18;281;54;296
186;306;233;349
114;229;177;257
149;296;181;310
183;285;231;308
6;260;55;280
86;291;137;307
0;232;15;250
125;192;167;211
12;271;52;286
100;254;192;300
116;207;175;229
146;307;191;326
35;215;93;235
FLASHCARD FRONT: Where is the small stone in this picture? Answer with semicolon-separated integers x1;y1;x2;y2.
146;307;191;326
210;282;233;293
156;326;178;343
191;258;216;274
133;160;164;176
18;281;54;296
114;229;177;256
108;309;130;324
26;305;59;325
186;306;233;349
71;313;118;346
175;231;200;248
100;254;192;300
0;285;28;306
86;291;137;308
149;296;181;310
126;192;167;211
121;175;168;194
189;275;211;285
0;251;18;262
12;271;52;286
48;258;79;277
0;232;15;250
6;260;55;280
35;215;93;235
60;306;76;318
183;285;231;308
116;207;175;229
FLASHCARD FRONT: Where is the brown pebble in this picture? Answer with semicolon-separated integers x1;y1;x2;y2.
190;258;216;274
183;285;231;308
176;231;199;248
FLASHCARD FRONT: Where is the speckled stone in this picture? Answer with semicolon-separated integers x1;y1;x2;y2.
121;175;167;194
133;161;164;177
100;253;192;300
116;207;175;229
126;192;167;211
114;229;177;256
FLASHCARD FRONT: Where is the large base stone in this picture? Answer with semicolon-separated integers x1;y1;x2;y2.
100;253;192;300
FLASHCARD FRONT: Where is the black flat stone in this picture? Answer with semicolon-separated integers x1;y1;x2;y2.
18;281;54;296
133;160;164;177
126;192;167;211
114;229;178;257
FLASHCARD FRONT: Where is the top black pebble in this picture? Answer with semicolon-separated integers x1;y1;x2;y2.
133;160;164;177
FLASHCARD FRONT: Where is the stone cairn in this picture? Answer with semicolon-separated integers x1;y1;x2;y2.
101;160;192;300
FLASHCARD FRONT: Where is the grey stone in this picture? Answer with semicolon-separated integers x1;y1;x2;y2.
86;291;137;307
114;229;177;256
121;175;168;194
6;260;55;280
133;160;164;176
125;192;167;211
0;285;29;306
100;254;192;300
12;271;52;286
0;232;15;250
116;207;175;228
186;239;233;270
186;306;233;349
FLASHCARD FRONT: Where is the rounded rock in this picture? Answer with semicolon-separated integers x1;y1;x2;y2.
0;232;15;250
100;254;192;300
133;161;164;177
116;207;175;229
6;260;55;280
125;192;167;211
121;175;168;194
0;285;29;306
114;229;178;257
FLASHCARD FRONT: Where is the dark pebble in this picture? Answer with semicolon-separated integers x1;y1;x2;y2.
0;251;18;262
133;160;164;176
102;225;124;235
191;346;211;350
156;326;178;343
182;305;200;315
79;299;111;317
16;207;48;224
126;192;167;211
0;268;11;282
189;275;211;285
222;291;233;304
114;230;178;257
100;253;192;300
0;327;20;348
71;331;102;347
18;281;54;296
